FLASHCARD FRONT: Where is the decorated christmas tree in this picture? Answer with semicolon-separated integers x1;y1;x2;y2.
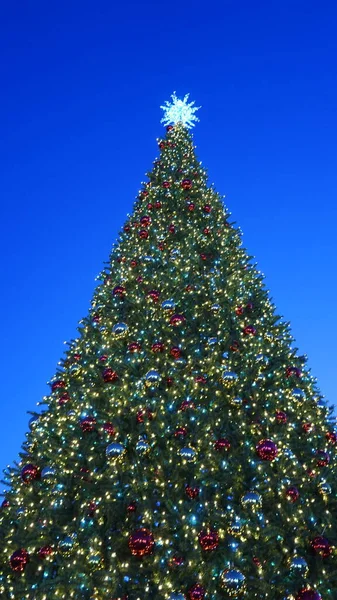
1;94;336;600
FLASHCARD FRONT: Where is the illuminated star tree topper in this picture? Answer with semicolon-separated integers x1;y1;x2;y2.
160;92;201;129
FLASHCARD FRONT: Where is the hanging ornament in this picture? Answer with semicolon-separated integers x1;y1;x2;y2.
162;299;176;310
311;536;332;558
41;466;56;481
140;215;151;226
102;368;119;383
59;536;74;554
221;371;238;386
135;438;150;455
292;388;306;402
243;325;256;336
106;442;126;461
80;416;96;432
187;202;195;212
203;204;212;214
145;370;161;387
10;549;30;572
220;568;246;596
127;500;137;513
198;529;219;551
51;380;66;391
21;464;40;484
326;431;337;444
295;589;322;600
179;447;196;462
302;422;314;433
169;594;186;600
112;285;126;297
187;583;206;600
318;481;331;496
214;438;231;452
256;439;278;461
147;289;160;303
185;485;200;499
289;555;308;575
128;341;141;353
152;342;165;353
285;486;300;503
181;179;192;190
235;305;244;316
316;450;330;467
112;322;129;338
228;517;243;537
162;181;171;189
170;346;181;358
128;528;155;557
241;490;262;509
170;314;186;327
175;427;187;438
286;366;301;378
59;392;70;405
275;410;287;423
103;422;115;436
38;545;53;559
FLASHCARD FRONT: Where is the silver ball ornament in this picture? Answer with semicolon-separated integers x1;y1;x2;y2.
136;439;150;455
222;371;238;386
241;490;262;509
289;555;308;576
145;369;161;387
179;446;196;462
112;322;129;338
106;442;126;460
41;466;56;481
220;568;246;596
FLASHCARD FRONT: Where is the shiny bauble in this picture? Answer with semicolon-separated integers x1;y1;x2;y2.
295;589;322;600
241;490;262;509
112;322;129;338
127;500;137;512
175;426;187;438
198;529;219;551
230;396;243;407
128;341;141;353
135;439;150;455
318;481;332;496
41;466;56;481
102;368;119;383
147;289;160;302
285;486;300;503
59;536;74;554
187;583;205;600
203;204;212;213
292;388;306;402
181;178;192;190
211;303;221;312
311;535;332;558
59;392;70;405
185;485;200;499
214;438;231;451
128;528;155;557
51;379;66;391
276;410;287;423
290;555;308;576
170;248;180;261
80;416;96;432
162;298;176;310
326;431;337;444
88;553;103;569
170;314;186;327
243;325;256;336
170;346;181;358
140;215;151;226
112;285;126;297
145;369;161;387
139;228;148;239
316;450;330;467
103;422;115;436
21;463;40;484
228;517;243;537
106;442;126;461
38;545;53;559
286;366;301;378
162;181;171;189
221;370;238;386
256;439;278;461
10;548;29;572
168;594;186;600
302;422;314;433
179;447;196;462
220;568;246;596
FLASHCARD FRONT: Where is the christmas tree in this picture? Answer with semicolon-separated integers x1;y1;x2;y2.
0;94;336;600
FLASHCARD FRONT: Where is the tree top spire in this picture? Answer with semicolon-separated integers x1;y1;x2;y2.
160;92;201;129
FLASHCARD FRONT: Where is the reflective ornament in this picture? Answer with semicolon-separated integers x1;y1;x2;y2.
179;447;196;462
241;490;262;509
221;371;238;386
286;486;300;503
136;439;150;455
243;325;256;336
21;463;40;484
51;380;66;391
38;545;53;559
106;442;126;461
231;396;243;407
276;410;287;423
112;285;126;297
10;549;29;572
145;370;161;387
316;450;330;467
169;594;186;600
185;485;200;499
211;303;220;312
128;341;141;353
140;215;151;226
290;556;308;576
256;439;278;461
59;536;74;554
152;341;165;353
80;416;96;432
214;438;231;451
296;589;322;600
311;535;332;557
181;178;192;190
292;388;306;402
286;366;301;378
102;368;119;383
326;431;337;444
170;248;180;262
103;422;115;436
170;346;181;358
170;314;186;327
162;298;176;310
147;289;160;302
175;426;187;438
187;583;205;600
112;322;129;338
318;481;331;496
128;528;155;557
59;392;70;405
302;422;314;433
198;528;219;551
41;466;56;481
228;517;243;537
220;568;246;596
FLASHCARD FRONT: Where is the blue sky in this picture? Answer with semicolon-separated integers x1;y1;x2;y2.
1;1;336;469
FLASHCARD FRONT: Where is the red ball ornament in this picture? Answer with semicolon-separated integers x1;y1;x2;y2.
79;416;96;432
286;366;301;378
276;410;287;424
130;259;138;268
170;314;186;327
88;501;98;516
235;305;244;316
246;302;254;312
155;201;162;209
170;346;181;359
128;528;155;557
140;189;149;198
73;353;81;361
162;181;171;189
128;342;141;353
296;589;322;600
243;325;257;336
326;431;337;444
256;439;278;461
99;354;108;362
147;202;153;210
151;342;165;353
195;374;207;384
198;529;219;551
200;253;208;261
124;224;131;233
302;422;314;434
166;377;174;387
38;545;53;559
139;229;149;239
203;204;212;213
214;438;231;452
159;141;166;149
170;555;184;567
140;215;151;226
168;223;176;233
10;549;30;572
203;227;210;235
127;501;137;513
285;486;300;503
92;313;100;323
316;450;330;467
311;536;332;558
185;485;200;499
58;392;70;406
179;400;196;411
21;464;40;484
181;178;192;190
230;340;240;352
175;427;187;438
51;380;66;391
112;285;126;297
187;583;206;600
187;202;195;211
102;368;119;383
147;289;160;303
166;125;174;131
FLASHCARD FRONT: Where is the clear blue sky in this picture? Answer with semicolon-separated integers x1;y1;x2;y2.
1;1;336;469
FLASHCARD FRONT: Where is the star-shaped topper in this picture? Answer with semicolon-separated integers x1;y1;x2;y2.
160;92;201;129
